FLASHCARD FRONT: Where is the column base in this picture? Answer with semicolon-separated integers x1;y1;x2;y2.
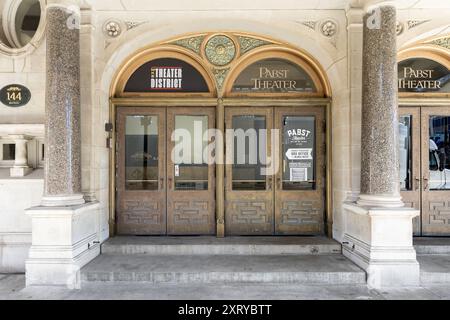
10;167;33;177
41;194;85;207
357;194;404;208
25;202;101;288
343;202;420;288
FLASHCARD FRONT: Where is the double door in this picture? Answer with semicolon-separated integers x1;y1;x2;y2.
399;106;450;236
116;107;215;235
225;107;326;235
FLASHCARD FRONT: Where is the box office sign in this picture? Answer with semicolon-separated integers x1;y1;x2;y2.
283;117;315;182
0;84;31;107
232;58;317;93
124;58;210;93
398;58;450;93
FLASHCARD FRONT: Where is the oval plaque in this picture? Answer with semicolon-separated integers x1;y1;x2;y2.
0;84;31;107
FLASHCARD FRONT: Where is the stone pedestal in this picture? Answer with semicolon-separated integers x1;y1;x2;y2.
9;135;33;177
25;202;101;288
343;203;420;287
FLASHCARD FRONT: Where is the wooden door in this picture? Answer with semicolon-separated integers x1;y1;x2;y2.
399;107;421;235
225;107;274;235
116;107;167;235
166;107;216;235
274;107;326;235
421;107;450;236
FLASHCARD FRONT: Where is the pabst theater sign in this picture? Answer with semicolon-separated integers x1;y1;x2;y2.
232;58;317;93
398;58;450;93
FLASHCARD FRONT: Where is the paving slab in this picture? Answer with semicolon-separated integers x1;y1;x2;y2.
418;255;450;284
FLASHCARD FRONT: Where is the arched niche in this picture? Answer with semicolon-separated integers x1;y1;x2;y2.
224;49;330;98
112;47;216;98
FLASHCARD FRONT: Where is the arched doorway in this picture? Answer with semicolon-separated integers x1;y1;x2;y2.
398;42;450;236
110;32;332;236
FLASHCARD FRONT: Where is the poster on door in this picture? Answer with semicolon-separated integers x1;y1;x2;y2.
283;117;315;182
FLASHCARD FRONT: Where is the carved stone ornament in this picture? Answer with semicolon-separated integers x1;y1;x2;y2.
104;20;122;38
430;37;450;50
171;36;206;55
320;20;337;37
205;35;236;66
237;36;272;55
212;68;230;90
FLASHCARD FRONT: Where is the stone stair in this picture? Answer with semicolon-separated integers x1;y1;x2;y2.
414;238;450;284
81;236;366;285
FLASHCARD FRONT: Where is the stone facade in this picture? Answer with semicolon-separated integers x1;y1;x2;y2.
0;0;448;287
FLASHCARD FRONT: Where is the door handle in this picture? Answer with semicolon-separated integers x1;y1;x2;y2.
160;177;164;190
268;177;273;190
168;177;173;190
423;177;429;191
277;177;282;189
414;177;420;191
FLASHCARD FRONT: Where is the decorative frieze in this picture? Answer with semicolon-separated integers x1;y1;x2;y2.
407;20;430;29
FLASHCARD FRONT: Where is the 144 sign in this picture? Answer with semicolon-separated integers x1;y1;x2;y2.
0;84;31;107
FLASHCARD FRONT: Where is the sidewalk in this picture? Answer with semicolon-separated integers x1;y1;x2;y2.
1;274;449;300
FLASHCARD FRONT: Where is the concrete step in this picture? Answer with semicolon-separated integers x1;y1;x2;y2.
414;238;450;255
418;255;450;284
81;254;366;285
101;236;342;256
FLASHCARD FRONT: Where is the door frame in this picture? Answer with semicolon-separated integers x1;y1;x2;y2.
399;97;450;236
109;97;332;237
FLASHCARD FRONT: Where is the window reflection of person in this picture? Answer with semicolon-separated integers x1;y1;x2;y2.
430;139;439;171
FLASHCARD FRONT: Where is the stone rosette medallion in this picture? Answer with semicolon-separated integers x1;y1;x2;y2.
205;35;236;66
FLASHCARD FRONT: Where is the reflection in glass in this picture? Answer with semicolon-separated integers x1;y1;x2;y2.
174;115;209;191
282;116;315;190
429;116;450;190
125;115;159;190
232;115;267;190
399;116;412;191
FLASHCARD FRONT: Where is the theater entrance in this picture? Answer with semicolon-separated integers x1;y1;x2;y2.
110;32;332;236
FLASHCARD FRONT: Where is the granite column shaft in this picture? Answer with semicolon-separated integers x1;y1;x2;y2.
42;3;84;206
358;4;403;208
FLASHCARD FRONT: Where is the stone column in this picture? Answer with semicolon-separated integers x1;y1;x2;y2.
9;135;33;177
357;4;402;208
41;1;84;206
26;1;101;288
342;2;420;288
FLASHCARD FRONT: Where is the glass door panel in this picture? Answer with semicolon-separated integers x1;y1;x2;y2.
173;115;209;191
231;115;267;191
125;115;159;190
